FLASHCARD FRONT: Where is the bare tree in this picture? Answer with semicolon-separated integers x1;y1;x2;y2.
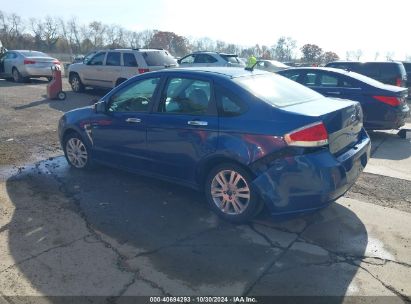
354;49;363;60
271;36;296;61
88;21;106;48
385;51;395;61
374;51;380;61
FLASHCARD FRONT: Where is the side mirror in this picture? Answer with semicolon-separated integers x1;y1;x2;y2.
94;101;106;113
177;59;181;64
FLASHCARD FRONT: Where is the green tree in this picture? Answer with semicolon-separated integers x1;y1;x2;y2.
301;44;323;64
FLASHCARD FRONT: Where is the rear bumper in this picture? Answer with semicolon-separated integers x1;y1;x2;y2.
22;66;57;77
252;129;371;215
365;103;410;130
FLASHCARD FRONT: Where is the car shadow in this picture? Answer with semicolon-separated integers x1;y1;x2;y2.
0;78;50;87
3;156;368;299
368;130;411;160
12;90;108;113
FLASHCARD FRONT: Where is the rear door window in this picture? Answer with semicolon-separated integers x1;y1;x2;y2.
195;54;218;64
106;52;121;66
143;51;176;66
123;53;138;67
320;74;338;87
158;77;212;115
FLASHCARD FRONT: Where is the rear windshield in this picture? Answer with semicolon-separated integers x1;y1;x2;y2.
142;51;177;66
221;54;240;64
235;73;324;107
19;51;48;57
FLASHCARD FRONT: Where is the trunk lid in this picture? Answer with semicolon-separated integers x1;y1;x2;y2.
281;97;363;155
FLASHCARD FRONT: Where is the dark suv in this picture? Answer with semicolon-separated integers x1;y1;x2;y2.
326;61;407;88
402;62;411;93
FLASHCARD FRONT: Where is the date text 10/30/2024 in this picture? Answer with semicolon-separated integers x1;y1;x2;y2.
149;297;257;303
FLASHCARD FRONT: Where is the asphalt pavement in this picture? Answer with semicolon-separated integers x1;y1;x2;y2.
0;79;410;303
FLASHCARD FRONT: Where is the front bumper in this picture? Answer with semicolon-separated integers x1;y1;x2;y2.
252;129;371;215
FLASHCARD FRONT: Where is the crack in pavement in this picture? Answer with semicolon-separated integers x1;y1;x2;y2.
131;226;220;259
292;235;411;300
0;235;89;275
0;223;9;233
46;164;222;298
50;173;169;297
355;262;411;303
242;217;316;296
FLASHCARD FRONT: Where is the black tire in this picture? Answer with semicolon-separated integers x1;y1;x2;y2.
63;132;91;169
12;68;23;83
70;73;84;92
58;91;66;100
205;163;262;223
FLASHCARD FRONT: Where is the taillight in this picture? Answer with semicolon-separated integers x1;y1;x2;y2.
138;68;149;74
284;122;328;147
24;59;36;64
395;77;402;87
373;95;401;107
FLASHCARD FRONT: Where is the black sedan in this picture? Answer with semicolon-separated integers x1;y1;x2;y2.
278;67;409;130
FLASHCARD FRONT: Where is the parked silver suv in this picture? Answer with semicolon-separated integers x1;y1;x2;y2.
68;49;178;92
177;51;245;68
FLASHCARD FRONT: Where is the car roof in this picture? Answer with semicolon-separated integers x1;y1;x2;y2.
328;60;403;65
158;67;268;78
279;66;395;89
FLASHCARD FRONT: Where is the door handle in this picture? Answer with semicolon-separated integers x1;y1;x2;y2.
187;120;208;126
327;91;341;95
125;117;141;123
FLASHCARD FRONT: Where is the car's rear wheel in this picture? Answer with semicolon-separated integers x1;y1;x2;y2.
205;163;262;223
70;74;84;92
63;133;90;169
12;68;23;83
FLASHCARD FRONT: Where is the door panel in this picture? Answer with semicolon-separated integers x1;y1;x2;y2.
146;76;218;184
91;77;161;171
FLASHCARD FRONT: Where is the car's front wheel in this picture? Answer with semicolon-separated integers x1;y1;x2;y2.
205;163;262;223
63;133;91;169
70;74;84;92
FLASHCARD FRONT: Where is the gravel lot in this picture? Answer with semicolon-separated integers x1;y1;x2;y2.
0;77;410;303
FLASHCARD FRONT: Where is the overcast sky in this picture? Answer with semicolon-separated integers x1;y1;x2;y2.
1;0;410;59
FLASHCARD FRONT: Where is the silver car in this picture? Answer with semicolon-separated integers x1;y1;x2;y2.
255;60;289;73
68;49;178;92
177;52;245;68
0;50;61;82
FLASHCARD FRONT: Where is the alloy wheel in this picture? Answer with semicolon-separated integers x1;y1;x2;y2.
66;137;88;168
210;169;251;215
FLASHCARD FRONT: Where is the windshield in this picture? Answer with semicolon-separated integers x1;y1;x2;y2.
143;51;177;66
235;73;324;107
19;51;48;57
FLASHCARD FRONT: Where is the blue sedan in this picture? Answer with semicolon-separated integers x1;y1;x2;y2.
278;67;409;130
58;67;370;223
